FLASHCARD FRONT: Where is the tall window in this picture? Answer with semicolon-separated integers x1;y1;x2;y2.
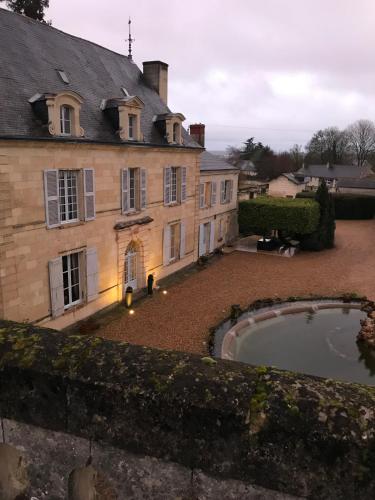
170;167;178;203
173;123;180;143
62;252;81;307
169;223;180;262
60;105;72;135
221;179;233;204
128;114;136;140
59;170;79;222
129;168;139;210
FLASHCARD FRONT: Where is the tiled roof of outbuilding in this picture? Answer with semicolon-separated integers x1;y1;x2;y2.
298;164;371;180
0;8;199;148
200;151;238;172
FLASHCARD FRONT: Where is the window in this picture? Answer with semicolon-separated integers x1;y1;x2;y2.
128;114;136;140
173;123;180;143
164;167;187;205
57;69;69;84
62;252;81;308
169;223;180;262
163;221;186;265
60;105;72;135
221;179;233;204
44;169;96;228
59;170;79;222
122;168;146;213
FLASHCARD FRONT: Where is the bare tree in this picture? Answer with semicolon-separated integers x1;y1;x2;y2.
346;119;375;167
305;127;349;164
289;144;304;169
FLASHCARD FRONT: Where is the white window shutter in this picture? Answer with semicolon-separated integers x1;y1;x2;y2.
180;221;186;258
164;167;171;205
220;180;225;204
209;220;215;253
44;169;60;228
122;169;128;213
199;183;205;209
84;168;96;221
163;225;171;266
140;168;147;209
86;247;99;302
198;224;205;257
48;257;64;318
181;167;187;202
211;182;217;206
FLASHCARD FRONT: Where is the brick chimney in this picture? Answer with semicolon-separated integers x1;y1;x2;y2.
142;61;168;105
189;123;205;147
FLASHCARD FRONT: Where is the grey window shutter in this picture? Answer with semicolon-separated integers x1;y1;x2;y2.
180;221;186;258
163;225;171;265
199;184;205;208
84;168;96;221
86;247;99;302
198;224;205;257
181;167;187;202
44;169;60;228
164;167;171;205
229;179;233;202
220;180;225;204
122;169;128;213
209;220;215;253
140;168;147;209
48;257;64;318
211;182;217;206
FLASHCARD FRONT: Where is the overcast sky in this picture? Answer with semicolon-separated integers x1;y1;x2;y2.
45;0;375;152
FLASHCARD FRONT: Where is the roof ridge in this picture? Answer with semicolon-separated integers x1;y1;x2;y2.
0;7;135;65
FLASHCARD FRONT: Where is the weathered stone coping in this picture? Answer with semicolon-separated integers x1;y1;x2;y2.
221;301;363;360
114;215;153;231
1;320;375;498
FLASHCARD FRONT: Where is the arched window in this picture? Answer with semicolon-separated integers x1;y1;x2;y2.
173;122;180;143
60;105;72;135
124;241;138;292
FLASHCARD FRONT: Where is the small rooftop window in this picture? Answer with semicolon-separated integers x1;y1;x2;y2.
57;69;69;84
121;87;130;97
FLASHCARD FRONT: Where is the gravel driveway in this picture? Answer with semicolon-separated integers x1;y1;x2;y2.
96;220;375;354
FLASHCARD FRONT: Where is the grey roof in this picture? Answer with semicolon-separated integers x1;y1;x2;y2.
236;159;257;172
337;177;375;189
281;173;306;185
0;8;199;148
298;164;372;180
200;151;238;172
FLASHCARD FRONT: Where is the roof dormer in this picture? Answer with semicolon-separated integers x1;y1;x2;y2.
29;91;84;138
102;95;144;141
153;112;185;145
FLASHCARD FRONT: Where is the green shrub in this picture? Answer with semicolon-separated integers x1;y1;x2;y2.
297;191;375;219
238;197;320;236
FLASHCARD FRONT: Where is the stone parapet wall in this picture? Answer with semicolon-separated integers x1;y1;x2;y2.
1;320;375;499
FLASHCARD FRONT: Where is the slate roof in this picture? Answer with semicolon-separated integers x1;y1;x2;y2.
281;173;306;185
298;164;371;180
337;177;375;189
200;151;238;172
0;8;199;148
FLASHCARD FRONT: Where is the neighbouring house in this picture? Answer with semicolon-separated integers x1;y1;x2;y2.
268;173;307;198
297;163;373;192
189;125;239;256
236;159;268;200
0;8;204;329
337;177;375;196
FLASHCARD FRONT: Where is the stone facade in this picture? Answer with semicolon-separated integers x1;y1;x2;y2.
268;175;306;198
0;140;201;329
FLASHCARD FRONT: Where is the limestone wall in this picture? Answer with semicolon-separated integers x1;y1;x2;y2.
1;320;375;499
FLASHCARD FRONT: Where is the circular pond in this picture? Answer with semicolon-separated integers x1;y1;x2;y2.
218;301;375;385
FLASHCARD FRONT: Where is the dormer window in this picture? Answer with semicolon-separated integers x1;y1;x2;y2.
102;96;144;141
60;105;72;135
173;122;180;143
29;91;84;138
154;113;185;145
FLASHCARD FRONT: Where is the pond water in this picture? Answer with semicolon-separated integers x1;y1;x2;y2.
229;307;375;385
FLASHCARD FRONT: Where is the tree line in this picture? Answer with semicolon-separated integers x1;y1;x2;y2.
1;0;50;23
228;119;375;180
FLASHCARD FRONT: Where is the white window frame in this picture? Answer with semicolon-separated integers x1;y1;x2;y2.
128;114;136;140
170;167;178;203
59;170;79;223
169;222;180;263
173;123;180;143
60;105;72;136
62;252;82;309
128;168;139;211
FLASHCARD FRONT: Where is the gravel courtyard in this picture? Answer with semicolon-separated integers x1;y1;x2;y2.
96;220;375;354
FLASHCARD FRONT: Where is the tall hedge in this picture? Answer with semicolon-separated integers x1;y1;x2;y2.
238;197;320;236
296;191;375;219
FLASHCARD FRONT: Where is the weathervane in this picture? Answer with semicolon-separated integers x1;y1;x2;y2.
126;17;135;61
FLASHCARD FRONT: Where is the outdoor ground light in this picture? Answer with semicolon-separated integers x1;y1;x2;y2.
163;290;168;295
129;309;135;315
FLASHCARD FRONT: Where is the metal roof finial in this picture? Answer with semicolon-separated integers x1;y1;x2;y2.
126;17;135;61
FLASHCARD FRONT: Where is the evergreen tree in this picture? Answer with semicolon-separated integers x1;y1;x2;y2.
315;180;335;249
1;0;50;22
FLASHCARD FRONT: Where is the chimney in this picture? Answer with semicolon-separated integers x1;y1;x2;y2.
189;123;205;147
142;61;168;105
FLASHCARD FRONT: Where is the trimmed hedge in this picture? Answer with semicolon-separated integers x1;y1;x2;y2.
296;192;375;219
239;197;320;235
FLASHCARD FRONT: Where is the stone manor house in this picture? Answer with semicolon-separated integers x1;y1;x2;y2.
0;9;238;329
